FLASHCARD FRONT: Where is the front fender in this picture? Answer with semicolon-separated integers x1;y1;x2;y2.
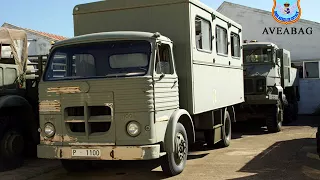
0;95;32;109
164;109;195;153
0;95;37;141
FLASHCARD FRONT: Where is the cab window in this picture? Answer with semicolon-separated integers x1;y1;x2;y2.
155;44;174;75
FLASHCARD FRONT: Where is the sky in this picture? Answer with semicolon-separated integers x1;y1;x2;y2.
0;0;318;38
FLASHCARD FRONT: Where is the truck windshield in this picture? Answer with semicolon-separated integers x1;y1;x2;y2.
44;40;151;81
243;47;273;64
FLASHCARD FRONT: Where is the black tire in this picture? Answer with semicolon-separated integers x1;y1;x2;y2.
217;110;232;148
266;100;283;133
284;100;298;124
61;160;92;172
317;126;320;158
161;123;188;176
204;110;232;148
284;104;294;124
0;116;24;171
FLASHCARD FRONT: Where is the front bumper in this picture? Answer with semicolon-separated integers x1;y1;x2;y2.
244;94;278;104
37;144;161;160
317;126;320;156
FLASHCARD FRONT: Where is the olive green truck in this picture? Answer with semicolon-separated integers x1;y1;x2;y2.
236;41;300;132
37;0;244;176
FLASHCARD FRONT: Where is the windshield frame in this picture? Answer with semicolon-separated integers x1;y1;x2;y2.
43;39;155;82
243;45;275;65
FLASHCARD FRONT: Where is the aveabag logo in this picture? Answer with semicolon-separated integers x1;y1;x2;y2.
272;0;302;24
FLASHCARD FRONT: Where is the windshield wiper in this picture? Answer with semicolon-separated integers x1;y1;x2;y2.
51;76;82;81
246;47;261;57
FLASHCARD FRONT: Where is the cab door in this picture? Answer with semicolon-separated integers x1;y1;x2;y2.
153;42;179;119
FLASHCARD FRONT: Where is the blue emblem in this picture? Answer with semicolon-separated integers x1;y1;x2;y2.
272;0;301;24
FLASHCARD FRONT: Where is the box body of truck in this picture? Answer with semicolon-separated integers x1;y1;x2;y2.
72;0;244;114
37;0;243;175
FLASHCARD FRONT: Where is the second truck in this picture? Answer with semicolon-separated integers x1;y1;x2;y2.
37;0;244;176
236;40;300;132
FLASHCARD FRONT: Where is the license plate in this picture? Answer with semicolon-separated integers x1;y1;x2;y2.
71;149;101;157
268;94;278;100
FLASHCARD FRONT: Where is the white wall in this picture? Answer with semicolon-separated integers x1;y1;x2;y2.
218;3;320;114
217;3;320;62
26;32;51;56
299;79;320;114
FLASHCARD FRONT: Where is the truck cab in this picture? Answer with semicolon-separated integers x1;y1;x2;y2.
38;31;184;172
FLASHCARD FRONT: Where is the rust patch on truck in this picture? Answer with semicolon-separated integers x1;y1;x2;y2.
110;146;144;160
39;100;61;112
47;87;81;94
40;134;78;145
63;135;78;142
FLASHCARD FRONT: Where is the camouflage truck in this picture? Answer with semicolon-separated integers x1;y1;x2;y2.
37;0;244;176
0;27;45;170
236;41;300;132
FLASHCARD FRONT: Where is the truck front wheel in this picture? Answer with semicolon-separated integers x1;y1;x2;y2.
266;100;283;133
0;116;24;171
161;122;188;176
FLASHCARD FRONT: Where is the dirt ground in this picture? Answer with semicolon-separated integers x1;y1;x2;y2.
1;116;319;180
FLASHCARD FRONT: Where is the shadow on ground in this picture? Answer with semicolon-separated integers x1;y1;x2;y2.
286;115;319;128
231;115;320;140
53;116;319;180
227;138;319;180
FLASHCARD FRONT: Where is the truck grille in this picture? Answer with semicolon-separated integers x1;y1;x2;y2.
244;78;266;94
244;79;254;94
65;105;112;135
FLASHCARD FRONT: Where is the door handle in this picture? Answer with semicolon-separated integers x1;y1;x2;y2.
172;80;178;88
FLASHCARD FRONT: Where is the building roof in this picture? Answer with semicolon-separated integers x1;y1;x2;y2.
217;1;320;26
1;22;68;41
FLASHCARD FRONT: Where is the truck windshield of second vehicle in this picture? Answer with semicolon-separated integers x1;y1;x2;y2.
243;46;273;63
44;40;151;81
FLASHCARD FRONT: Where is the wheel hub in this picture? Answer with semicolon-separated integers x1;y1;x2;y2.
175;133;187;163
3;131;24;156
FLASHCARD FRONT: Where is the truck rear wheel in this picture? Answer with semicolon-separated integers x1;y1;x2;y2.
217;110;232;148
61;160;92;172
266;100;283;133
284;100;298;124
0;116;24;171
161;122;188;176
204;110;231;148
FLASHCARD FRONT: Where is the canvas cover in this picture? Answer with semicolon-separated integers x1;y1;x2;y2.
0;27;28;75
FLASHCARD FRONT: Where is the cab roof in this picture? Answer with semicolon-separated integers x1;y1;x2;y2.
243;42;279;49
53;31;171;47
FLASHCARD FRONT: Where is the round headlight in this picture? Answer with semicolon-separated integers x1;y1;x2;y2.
44;123;55;138
126;121;141;137
267;87;273;94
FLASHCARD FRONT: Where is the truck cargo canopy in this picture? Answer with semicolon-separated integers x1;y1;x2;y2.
0;27;28;75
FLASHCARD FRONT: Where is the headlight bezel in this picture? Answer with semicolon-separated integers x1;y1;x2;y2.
44;122;56;138
126;121;141;137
